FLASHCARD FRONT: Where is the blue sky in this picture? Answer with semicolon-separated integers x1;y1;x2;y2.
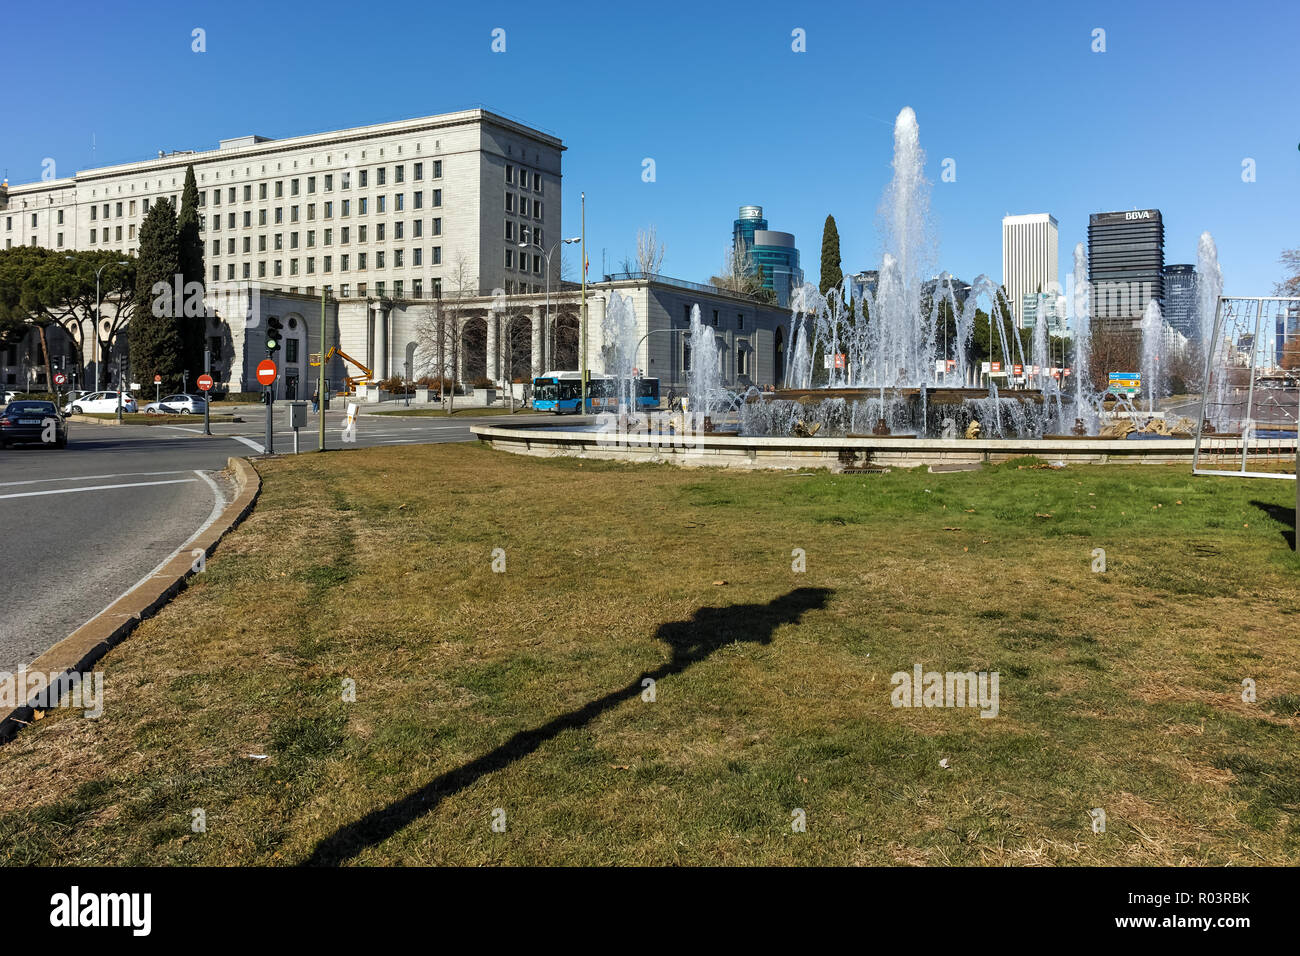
2;0;1295;296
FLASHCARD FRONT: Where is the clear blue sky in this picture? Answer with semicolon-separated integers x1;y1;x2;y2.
2;0;1295;296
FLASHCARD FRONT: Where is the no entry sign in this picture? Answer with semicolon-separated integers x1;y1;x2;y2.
197;374;214;392
154;374;162;384
256;359;278;386
53;372;67;385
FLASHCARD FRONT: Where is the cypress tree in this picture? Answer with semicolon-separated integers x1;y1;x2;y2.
131;198;184;391
177;164;206;376
819;214;842;296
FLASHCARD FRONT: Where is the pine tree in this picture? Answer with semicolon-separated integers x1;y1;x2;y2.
131;198;184;391
819;214;843;296
177;164;206;376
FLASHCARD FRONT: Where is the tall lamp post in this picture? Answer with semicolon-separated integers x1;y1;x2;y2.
67;256;130;392
519;236;580;375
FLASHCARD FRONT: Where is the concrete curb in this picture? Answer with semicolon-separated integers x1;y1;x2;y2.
0;457;262;744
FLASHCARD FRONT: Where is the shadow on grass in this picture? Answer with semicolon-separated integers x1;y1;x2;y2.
304;586;833;866
1250;499;1296;550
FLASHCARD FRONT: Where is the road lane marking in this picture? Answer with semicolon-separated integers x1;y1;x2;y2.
0;478;199;500
229;435;265;453
53;470;228;654
0;470;191;488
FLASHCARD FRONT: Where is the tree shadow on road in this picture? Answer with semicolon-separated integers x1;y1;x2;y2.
304;586;833;866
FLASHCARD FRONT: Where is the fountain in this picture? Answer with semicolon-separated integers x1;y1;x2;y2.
600;290;640;416
1140;298;1164;413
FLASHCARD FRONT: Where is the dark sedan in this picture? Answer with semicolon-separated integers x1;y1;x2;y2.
0;401;69;448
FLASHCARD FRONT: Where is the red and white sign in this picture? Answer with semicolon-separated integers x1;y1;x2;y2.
833;353;846;370
53;372;67;385
197;374;214;392
154;374;162;384
256;359;278;386
1013;364;1023;376
991;362;1002;373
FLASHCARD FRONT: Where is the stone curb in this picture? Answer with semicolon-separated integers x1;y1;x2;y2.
0;457;262;744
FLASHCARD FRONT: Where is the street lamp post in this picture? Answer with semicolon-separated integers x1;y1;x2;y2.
519;235;581;379
68;257;130;391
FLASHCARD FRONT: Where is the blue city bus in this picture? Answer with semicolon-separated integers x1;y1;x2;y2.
532;372;660;414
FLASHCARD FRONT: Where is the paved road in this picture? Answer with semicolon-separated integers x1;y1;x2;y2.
0;408;531;670
0;430;239;670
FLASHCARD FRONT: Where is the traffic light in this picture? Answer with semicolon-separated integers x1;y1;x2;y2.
266;316;283;353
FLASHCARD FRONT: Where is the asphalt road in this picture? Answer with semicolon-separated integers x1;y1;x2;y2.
0;407;529;670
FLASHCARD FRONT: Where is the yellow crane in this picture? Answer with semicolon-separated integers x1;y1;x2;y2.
309;347;374;394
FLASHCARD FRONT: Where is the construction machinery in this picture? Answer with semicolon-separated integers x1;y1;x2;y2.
309;347;373;394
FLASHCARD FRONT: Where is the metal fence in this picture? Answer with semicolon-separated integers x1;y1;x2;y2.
1193;296;1299;479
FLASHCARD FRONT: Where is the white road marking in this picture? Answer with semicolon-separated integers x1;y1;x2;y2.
0;478;199;500
0;470;190;488
229;435;265;453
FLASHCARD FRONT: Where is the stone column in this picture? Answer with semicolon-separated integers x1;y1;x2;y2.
485;311;498;383
453;318;464;386
531;306;543;378
378;305;390;380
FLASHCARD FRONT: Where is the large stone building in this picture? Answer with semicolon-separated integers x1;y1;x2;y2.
2;108;562;391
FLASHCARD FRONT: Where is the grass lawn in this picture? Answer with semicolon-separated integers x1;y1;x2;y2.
1;446;1297;866
371;406;546;417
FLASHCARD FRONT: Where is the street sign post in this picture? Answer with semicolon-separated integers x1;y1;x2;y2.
257;359;277;453
198;363;213;437
154;373;162;404
1108;372;1141;397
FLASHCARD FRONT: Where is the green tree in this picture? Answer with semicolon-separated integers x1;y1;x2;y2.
819;214;842;296
131;198;184;390
177;164;206;375
0;247;136;390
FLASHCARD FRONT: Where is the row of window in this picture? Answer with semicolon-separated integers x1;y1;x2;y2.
210;247;445;281
206;191;443;229
505;250;544;274
274;279;546;299
683;304;747;330
202;162;443;205
504;193;544;219
504;164;544;193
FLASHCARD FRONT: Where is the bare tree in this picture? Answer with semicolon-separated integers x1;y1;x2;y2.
709;241;766;299
636;225;665;275
414;253;477;414
1274;248;1300;297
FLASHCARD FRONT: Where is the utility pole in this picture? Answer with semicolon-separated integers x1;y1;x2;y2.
116;354;124;422
580;191;588;414
319;288;327;452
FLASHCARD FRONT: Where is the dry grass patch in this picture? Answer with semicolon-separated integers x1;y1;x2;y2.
0;444;1297;866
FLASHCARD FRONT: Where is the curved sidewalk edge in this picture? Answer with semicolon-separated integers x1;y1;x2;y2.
0;456;262;745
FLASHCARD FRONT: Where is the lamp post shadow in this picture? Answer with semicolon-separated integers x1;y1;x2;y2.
304;586;832;866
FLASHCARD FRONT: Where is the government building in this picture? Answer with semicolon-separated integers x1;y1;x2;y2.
1;108;789;397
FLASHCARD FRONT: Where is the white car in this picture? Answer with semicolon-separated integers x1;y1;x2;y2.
144;393;209;414
64;391;139;414
1;389;19;404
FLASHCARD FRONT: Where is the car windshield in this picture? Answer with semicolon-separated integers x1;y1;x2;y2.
8;401;57;415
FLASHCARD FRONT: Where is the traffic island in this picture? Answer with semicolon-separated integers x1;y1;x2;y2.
0;444;1296;864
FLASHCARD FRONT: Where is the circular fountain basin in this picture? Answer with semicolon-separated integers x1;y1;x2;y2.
470;421;1292;471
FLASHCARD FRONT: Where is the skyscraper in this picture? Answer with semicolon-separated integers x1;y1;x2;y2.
1002;213;1059;328
1162;264;1197;339
1088;209;1165;330
733;205;803;307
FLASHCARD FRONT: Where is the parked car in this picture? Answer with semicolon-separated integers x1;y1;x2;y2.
1;389;19;404
0;400;69;448
143;393;209;415
63;390;138;414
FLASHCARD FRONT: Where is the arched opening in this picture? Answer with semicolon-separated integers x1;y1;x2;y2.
774;326;785;386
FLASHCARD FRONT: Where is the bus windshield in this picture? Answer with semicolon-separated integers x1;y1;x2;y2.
534;380;559;402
